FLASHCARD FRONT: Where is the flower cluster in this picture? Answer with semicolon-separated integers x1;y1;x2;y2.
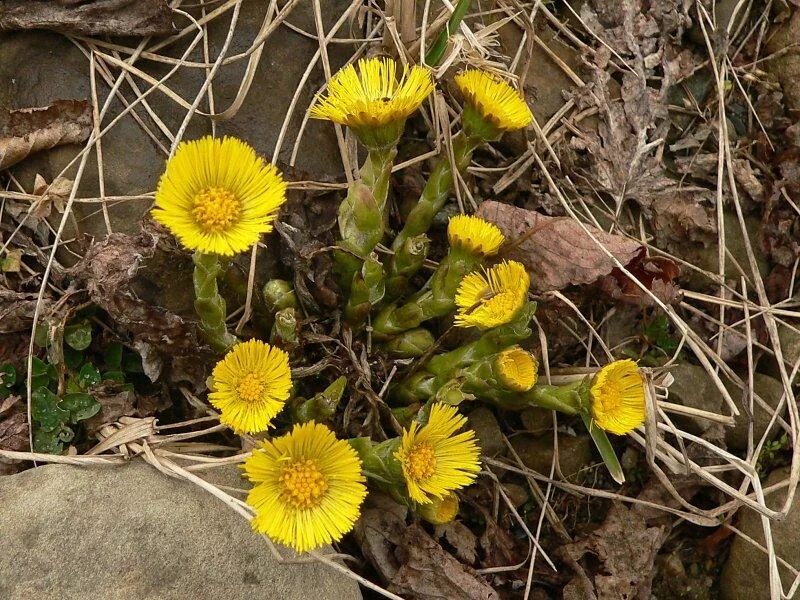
149;55;647;556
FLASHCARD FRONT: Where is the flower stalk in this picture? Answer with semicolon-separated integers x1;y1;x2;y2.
192;252;238;353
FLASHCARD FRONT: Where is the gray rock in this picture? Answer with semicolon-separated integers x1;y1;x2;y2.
667;363;725;435
725;373;789;451
520;406;552;435
0;461;362;600
720;467;797;600
467;406;506;458
511;433;592;479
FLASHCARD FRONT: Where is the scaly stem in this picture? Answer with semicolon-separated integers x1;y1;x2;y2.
192;252;237;353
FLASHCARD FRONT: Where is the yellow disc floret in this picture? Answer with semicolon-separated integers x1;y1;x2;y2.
395;403;481;504
209;339;292;434
455;69;533;132
152;136;287;256
589;359;646;435
447;214;505;256
454;260;530;329
244;422;367;553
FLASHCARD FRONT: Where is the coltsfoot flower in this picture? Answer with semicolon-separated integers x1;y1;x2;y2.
152;136;287;256
589;359;646;435
310;57;434;147
496;347;538;392
395;403;480;504
447;214;505;257
455;69;533;133
454;260;530;329
209;339;292;434
244;422;367;553
418;492;460;525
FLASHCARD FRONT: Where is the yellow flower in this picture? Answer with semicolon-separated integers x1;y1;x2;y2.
454;69;533;132
309;57;433;144
495;347;538;392
209;339;292;434
447;214;505;256
244;422;367;553
454;260;530;329
589;359;646;435
152;136;287;256
418;492;459;525
395;403;480;504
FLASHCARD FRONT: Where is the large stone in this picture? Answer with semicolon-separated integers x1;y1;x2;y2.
467;406;506;458
720;467;800;600
725;373;789;451
0;461;362;600
511;433;592;479
667;363;725;435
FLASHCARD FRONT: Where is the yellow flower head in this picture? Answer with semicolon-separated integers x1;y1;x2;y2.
244;422;367;553
454;69;533;132
495;347;538;392
589;359;646;435
152;136;287;256
395;403;481;504
454;260;530;329
209;339;292;434
309;57;433;144
447;214;505;256
418;492;459;525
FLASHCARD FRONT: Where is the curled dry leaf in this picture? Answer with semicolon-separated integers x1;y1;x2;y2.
70;230;203;380
32;174;74;219
390;524;499;600
477;200;641;293
558;503;666;600
0;100;91;170
0;289;51;333
0;0;174;37
84;383;137;434
597;249;681;306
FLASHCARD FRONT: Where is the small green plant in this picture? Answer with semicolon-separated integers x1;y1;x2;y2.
757;433;790;476
4;316;143;454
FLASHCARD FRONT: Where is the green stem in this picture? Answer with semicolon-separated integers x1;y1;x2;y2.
524;383;581;415
192;252;238;353
391;131;482;256
335;146;397;296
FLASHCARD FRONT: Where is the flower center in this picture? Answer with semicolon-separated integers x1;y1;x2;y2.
236;372;266;403
191;187;241;233
405;442;437;482
280;459;328;509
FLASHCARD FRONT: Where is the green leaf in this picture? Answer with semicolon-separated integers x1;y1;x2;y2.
63;346;84;371
0;363;16;388
104;342;123;369
78;363;101;389
33;428;64;454
60;393;100;423
424;0;471;66
121;351;144;374
103;371;125;384
31;387;69;431
34;324;48;348
64;322;92;351
580;411;625;485
65;378;82;394
31;357;49;378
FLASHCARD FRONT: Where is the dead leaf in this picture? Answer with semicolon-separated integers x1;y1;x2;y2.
597;250;682;306
352;492;409;582
32;174;74;219
0;411;28;475
390;524;499;600
0;0;174;37
0;289;52;333
1;248;22;272
477;200;642;293
84;383;137;433
558;503;666;600
70;229;205;379
438;521;478;565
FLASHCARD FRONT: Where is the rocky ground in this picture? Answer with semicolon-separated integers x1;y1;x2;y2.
1;1;799;599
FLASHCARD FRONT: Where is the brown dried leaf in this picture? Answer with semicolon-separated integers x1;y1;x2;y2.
0;289;51;333
477;200;641;293
32;174;74;219
439;521;478;565
558;503;666;600
0;0;174;37
0;411;28;475
70;230;203;378
0;100;91;170
352;492;409;582
390;524;499;600
597;251;682;306
84;383;137;433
